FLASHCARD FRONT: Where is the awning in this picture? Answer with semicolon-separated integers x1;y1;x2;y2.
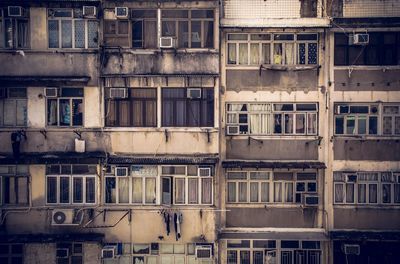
330;231;400;241
0;76;91;86
332;17;400;28
222;160;326;169
108;155;219;165
220;229;328;240
221;18;331;28
0;152;106;165
0;233;104;243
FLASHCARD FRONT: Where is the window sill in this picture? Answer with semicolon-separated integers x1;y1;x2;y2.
103;127;218;133
104;47;219;54
334;65;400;70
225;135;320;140
226;204;314;209
227;64;319;71
100;204;215;209
333;135;400;140
333;204;400;209
0;49;99;54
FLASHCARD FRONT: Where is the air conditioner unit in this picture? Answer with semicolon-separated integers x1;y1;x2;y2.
198;167;211;177
195;245;212;259
115;7;129;18
8;6;24;17
304;195;319;206
187;88;202;99
160;37;175;48
344;244;360;255
102;245;117;259
45;88;58;98
109;88;128;98
227;126;239;135
115;167;129;177
83;6;97;17
52;209;80;226
353;33;369;45
75;138;85;153
56;248;69;258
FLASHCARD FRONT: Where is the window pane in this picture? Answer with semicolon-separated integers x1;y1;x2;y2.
145;178;156;204
298;43;306;64
201;178;212;204
88;20;98;48
118;177;130;203
296;113;305;134
86;177;95;203
59;99;71;126
162;21;175;37
47;177;57;203
132;178;142;203
383;116;392;135
105;178;116;203
307;113;317;134
285;182;293;202
188;178;199;204
240;251;250;264
60;177;70;203
239;43;248;65
346;117;355;134
261;43;271;64
74;20;85;48
346;184;354;203
274;182;282;202
261;182;270;202
273;43;282;64
284;114;294;134
334;184;344;203
228;43;237;64
250;182;259;202
73;177;83;203
48;20;59;48
72;99;83;126
369;184;378;203
358;184;366;203
274;114;282;134
16;100;27;126
369;116;378;134
191;21;201;48
179;21;189;48
4;99;15;126
204;21;213;48
382;184;391;203
17;20;29;48
394;184;400;203
175;178;185;204
227;182;236;203
227;251;237;264
358;116;367;134
238;182;247;202
250;43;259;65
61;20;72;48
335;116;344;134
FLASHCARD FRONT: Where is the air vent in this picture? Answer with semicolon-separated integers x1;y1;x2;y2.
45;88;58;98
8;6;24;17
83;6;97;17
160;37;175;48
195;245;212;259
187;88;202;99
115;7;128;18
109;88;128;98
344;244;360;255
115;167;129;177
227;126;239;135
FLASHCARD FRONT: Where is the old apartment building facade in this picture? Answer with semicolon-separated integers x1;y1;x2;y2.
0;0;399;263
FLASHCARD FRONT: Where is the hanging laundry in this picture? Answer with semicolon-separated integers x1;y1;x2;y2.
174;212;183;241
163;211;171;236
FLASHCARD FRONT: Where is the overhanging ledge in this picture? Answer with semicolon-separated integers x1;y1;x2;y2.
0;76;91;86
222;160;326;169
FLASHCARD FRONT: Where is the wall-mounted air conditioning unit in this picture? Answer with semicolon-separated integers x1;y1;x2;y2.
198;167;211;177
195;245;212;259
45;88;58;98
227;126;239;135
115;7;129;18
187;88;202;99
303;195;319;206
349;33;369;45
344;244;360;255
160;37;175;48
102;245;117;259
115;167;129;177
75;138;86;153
52;209;81;226
8;6;24;17
83;6;97;17
109;88;128;98
56;248;69;258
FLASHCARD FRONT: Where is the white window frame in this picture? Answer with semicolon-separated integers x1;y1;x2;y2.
47;8;98;49
0;165;29;206
0;87;27;127
382;104;400;135
227;33;318;66
0;8;30;49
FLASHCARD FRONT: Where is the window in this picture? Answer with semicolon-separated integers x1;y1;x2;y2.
161;9;214;48
226;103;317;135
104;19;129;47
0;88;27;127
47;88;84;127
334;32;400;66
0;165;29;206
105;88;157;127
227;240;321;264
334;171;400;205
334;103;400;136
161;165;213;205
56;243;83;264
48;8;98;49
227;171;317;204
131;9;157;49
105;166;157;204
162;88;214;127
0;244;24;264
227;33;318;66
0;8;29;49
46;165;96;205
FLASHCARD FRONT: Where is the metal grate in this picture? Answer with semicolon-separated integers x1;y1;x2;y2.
74;20;85;48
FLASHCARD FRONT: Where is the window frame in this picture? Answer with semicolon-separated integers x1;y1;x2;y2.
0;243;24;264
47;8;99;49
0;9;30;49
0;165;29;207
131;9;158;49
227;33;318;66
0;87;27;127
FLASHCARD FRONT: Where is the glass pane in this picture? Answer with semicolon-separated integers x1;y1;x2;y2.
285;182;293;202
239;43;248;65
346;117;355;134
145;178;156;204
238;182;247;202
346;184;354;203
250;182;259;202
74;20;85;48
175;178;185;204
3;100;16;126
201;178;212;204
274;182;282;202
227;250;237;264
17;20;29;48
296;114;306;134
188;178;199;204
178;21;189;48
72;99;83;126
284;114;294;134
227;182;236;203
88;20;98;48
382;184;391;203
59;99;71;126
250;43;259;65
162;21;175;37
240;251;250;264
308;43;318;64
298;43;306;64
369;184;378;203
358;116;367;134
369;116;378;134
191;21;201;48
118;177;129;203
307;113;317;134
394;184;400;203
86;177;95;203
61;20;72;48
132;178;142;203
47;177;57;203
16;100;27;126
204;21;214;48
48;20;59;48
228;43;237;64
273;43;283;64
254;251;263;264
60;177;70;203
335;116;344;134
358;184;366;203
47;99;58;125
73;177;83;203
105;178;116;203
261;182;270;202
285;43;295;65
262;43;271;64
383;116;392;135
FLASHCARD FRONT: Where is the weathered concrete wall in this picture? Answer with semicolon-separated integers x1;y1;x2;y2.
226;207;318;228
30;8;47;50
84;243;102;264
25;243;56;264
102;52;219;75
334;69;400;91
226;69;318;92
334;208;400;229
226;139;319;160
333;139;400;161
343;0;400;18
